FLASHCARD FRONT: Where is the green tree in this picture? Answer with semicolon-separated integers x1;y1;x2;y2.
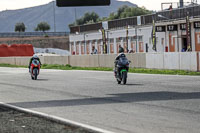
116;5;129;19
35;22;50;32
108;6;152;20
69;12;100;26
120;6;152;18
15;22;26;32
69;5;152;27
107;12;115;20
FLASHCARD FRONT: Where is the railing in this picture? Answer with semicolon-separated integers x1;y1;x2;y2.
70;5;200;33
108;17;137;29
155;5;200;21
0;32;69;38
80;23;102;33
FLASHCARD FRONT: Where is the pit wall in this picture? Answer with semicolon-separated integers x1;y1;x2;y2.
0;52;199;71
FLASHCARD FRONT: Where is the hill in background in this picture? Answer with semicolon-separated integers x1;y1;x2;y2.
0;0;136;32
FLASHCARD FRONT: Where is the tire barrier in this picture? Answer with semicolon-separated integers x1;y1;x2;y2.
0;44;34;57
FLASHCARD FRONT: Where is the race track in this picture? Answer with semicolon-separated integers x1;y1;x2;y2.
0;67;200;133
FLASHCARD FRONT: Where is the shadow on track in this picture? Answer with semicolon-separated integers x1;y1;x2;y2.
9;91;200;109
122;83;143;86
36;79;49;81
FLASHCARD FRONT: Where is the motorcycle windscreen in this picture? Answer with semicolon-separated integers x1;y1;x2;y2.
32;59;40;66
118;57;129;66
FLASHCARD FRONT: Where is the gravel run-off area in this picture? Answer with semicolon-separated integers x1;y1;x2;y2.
0;105;94;133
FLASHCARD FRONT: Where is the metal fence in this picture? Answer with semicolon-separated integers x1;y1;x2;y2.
108;17;137;29
155;5;200;21
80;22;102;33
0;32;69;38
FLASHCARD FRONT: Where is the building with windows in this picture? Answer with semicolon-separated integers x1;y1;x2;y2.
69;5;200;55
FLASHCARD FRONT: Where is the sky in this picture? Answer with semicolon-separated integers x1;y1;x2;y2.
0;0;195;12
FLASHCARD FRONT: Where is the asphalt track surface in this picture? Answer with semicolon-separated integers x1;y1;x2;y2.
0;67;200;133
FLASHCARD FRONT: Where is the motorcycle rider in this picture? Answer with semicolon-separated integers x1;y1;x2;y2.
28;54;41;72
118;45;124;54
114;45;126;78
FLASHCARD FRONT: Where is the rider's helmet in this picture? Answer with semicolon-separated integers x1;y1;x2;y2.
119;47;124;53
33;54;39;59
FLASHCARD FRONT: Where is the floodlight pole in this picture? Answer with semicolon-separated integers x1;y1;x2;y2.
75;8;77;26
186;11;191;51
53;0;56;32
126;24;129;53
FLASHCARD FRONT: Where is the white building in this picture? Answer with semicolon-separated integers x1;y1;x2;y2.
69;5;200;55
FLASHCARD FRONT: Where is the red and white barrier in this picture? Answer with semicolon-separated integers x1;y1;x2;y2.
0;44;34;57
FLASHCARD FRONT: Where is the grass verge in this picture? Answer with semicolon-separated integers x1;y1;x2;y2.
0;64;27;68
0;63;200;76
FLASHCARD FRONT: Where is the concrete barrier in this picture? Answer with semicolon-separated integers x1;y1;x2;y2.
43;56;69;65
180;52;197;71
164;52;180;70
198;52;200;71
89;55;99;68
70;55;90;67
0;52;199;71
0;57;16;65
146;53;163;69
15;57;31;66
126;53;146;68
99;54;116;68
190;52;198;71
39;56;45;65
126;54;137;68
138;53;146;68
69;55;79;67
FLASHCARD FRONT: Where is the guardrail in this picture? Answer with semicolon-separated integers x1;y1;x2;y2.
0;32;69;38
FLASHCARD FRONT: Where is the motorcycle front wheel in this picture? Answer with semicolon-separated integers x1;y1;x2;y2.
122;71;127;84
33;68;38;80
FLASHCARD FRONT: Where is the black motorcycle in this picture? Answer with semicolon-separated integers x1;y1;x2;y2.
114;57;130;84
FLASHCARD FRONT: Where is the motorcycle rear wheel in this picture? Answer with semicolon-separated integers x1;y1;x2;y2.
117;79;121;84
